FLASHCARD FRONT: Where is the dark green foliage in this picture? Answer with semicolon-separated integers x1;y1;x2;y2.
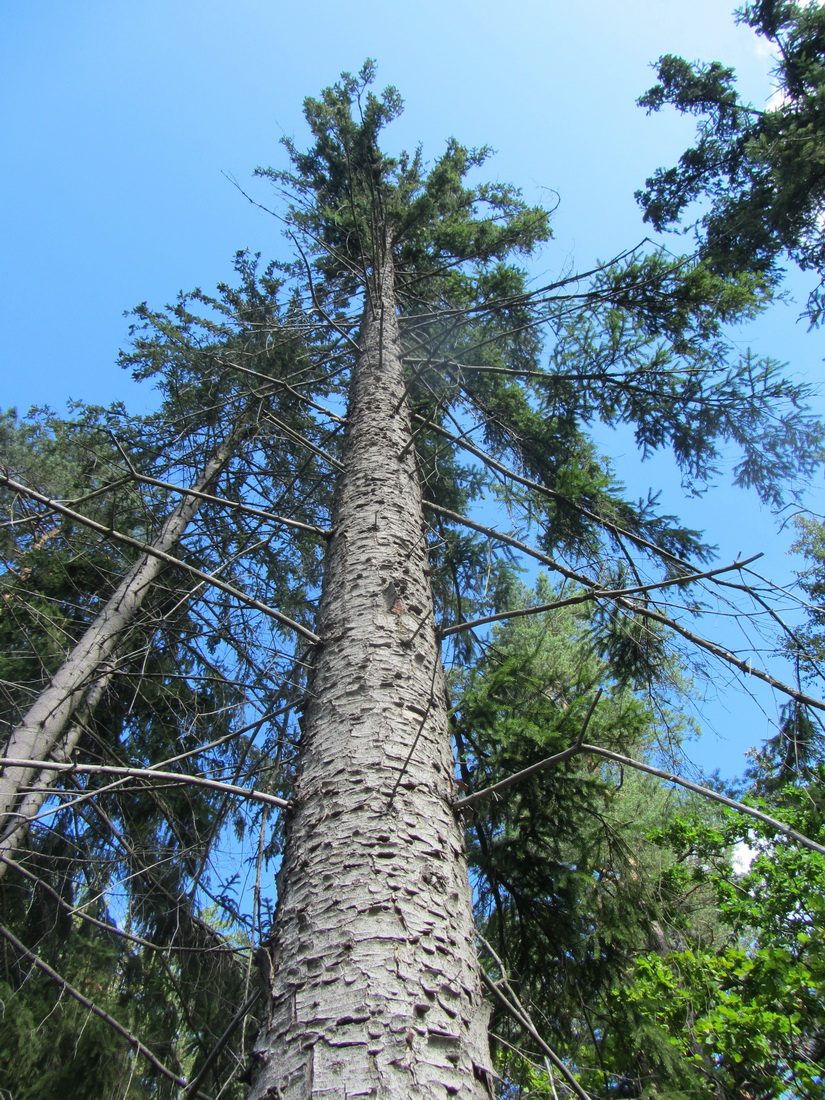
462;569;825;1097
0;406;143;732
454;581;698;1086
637;1;825;323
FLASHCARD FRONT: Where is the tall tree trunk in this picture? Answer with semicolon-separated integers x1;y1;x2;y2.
249;251;494;1097
0;432;238;865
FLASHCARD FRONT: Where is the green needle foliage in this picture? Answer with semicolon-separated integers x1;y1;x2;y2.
637;0;825;324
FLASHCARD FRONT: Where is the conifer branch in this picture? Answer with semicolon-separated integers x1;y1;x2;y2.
441;555;762;637
105;443;332;538
0;758;290;809
0;854;236;955
260;409;344;471
415;413;696;569
454;693;602;811
427;501;825;712
0;472;321;642
456;740;825;858
213;354;347;424
0;923;211;1098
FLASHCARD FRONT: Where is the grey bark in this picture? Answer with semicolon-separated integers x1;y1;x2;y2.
0;434;236;865
249;254;494;1098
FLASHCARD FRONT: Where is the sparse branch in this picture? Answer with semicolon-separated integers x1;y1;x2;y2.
0;757;290;809
154;699;303;771
261;409;344;471
441;555;762;637
106;440;331;538
287;226;364;352
212;354;347;424
427;501;825;713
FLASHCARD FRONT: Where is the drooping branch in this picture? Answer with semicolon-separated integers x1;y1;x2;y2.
414;413;694;570
0;852;237;955
455;741;825;858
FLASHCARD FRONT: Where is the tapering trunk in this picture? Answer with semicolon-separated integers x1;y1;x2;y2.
0;434;237;866
249;254;493;1098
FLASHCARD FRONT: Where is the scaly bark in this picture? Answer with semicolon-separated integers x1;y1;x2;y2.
249;251;493;1097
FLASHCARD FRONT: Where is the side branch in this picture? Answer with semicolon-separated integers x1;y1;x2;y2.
0;758;290;810
105;450;331;539
426;501;825;713
455;742;825;858
440;555;762;638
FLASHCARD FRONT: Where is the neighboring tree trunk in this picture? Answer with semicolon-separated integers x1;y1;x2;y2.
0;669;112;867
249;250;494;1097
0;432;238;866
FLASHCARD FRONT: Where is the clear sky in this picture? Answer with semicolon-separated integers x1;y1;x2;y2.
2;1;822;776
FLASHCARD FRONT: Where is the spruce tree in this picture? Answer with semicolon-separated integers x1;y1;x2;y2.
1;63;824;1098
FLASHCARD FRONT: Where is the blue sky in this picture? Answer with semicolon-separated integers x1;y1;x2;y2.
2;0;822;776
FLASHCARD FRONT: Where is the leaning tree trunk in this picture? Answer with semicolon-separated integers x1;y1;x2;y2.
0;431;239;868
249;251;494;1098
